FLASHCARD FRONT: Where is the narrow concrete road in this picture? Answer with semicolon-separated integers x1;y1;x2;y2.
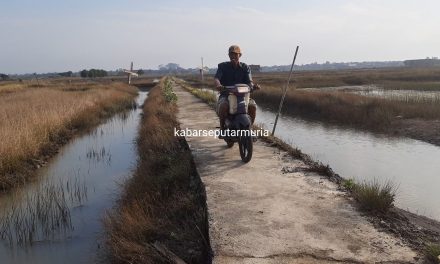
174;83;418;264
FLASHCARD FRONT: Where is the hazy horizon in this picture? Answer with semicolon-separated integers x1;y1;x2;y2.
2;0;439;74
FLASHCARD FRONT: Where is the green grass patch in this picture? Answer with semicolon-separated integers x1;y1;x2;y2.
342;178;355;190
352;180;396;214
425;243;440;263
174;78;217;108
163;78;178;103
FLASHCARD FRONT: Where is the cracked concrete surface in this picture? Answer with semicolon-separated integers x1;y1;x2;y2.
174;83;418;264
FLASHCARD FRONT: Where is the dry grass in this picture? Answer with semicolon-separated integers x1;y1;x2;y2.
0;79;137;189
253;86;440;130
104;77;210;264
250;67;440;90
179;67;440;90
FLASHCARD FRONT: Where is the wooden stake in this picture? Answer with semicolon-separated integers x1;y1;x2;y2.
272;46;299;136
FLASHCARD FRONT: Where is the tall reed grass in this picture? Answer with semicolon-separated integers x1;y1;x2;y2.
0;80;137;190
253;86;440;131
104;77;210;264
250;67;440;90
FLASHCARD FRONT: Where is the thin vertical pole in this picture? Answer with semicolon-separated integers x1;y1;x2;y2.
34;73;40;87
201;57;204;82
128;62;133;84
272;46;299;136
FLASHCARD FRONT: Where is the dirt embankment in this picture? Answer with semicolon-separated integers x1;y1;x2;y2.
105;79;211;264
174;82;433;263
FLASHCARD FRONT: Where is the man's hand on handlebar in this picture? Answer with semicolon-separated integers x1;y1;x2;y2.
252;84;261;90
216;85;226;92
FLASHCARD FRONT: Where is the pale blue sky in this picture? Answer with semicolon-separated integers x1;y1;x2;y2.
1;0;439;74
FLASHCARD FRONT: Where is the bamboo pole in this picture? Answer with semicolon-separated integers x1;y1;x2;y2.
271;46;299;136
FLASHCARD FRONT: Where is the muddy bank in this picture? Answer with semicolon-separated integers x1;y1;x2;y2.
393;119;440;146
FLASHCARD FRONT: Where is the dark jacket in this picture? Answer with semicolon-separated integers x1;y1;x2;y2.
215;62;253;87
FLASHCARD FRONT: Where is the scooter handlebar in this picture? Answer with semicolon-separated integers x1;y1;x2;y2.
220;84;251;94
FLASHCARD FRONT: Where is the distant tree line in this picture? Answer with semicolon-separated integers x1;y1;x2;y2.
158;63;183;72
80;69;108;78
58;71;73;77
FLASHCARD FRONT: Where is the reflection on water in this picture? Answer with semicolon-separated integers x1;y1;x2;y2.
0;177;87;247
0;92;148;263
86;146;111;165
257;107;440;220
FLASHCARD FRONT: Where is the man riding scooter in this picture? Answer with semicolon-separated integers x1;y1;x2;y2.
214;45;260;138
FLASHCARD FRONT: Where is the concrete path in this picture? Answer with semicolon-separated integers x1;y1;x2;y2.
174;83;418;264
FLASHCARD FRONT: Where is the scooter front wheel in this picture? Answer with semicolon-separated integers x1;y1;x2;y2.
238;131;253;163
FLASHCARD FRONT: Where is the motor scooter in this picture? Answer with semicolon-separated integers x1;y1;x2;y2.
219;84;254;163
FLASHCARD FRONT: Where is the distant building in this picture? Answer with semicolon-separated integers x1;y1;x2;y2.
404;58;440;68
0;73;9;81
249;64;261;73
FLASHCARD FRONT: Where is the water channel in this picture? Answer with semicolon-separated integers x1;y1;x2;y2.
0;91;148;263
256;107;440;221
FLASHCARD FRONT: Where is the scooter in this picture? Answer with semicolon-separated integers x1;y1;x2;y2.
219;84;254;163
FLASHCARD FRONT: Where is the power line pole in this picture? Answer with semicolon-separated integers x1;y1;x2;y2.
201;57;204;83
128;62;133;84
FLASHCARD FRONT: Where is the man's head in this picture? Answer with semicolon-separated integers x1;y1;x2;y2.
228;45;242;66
